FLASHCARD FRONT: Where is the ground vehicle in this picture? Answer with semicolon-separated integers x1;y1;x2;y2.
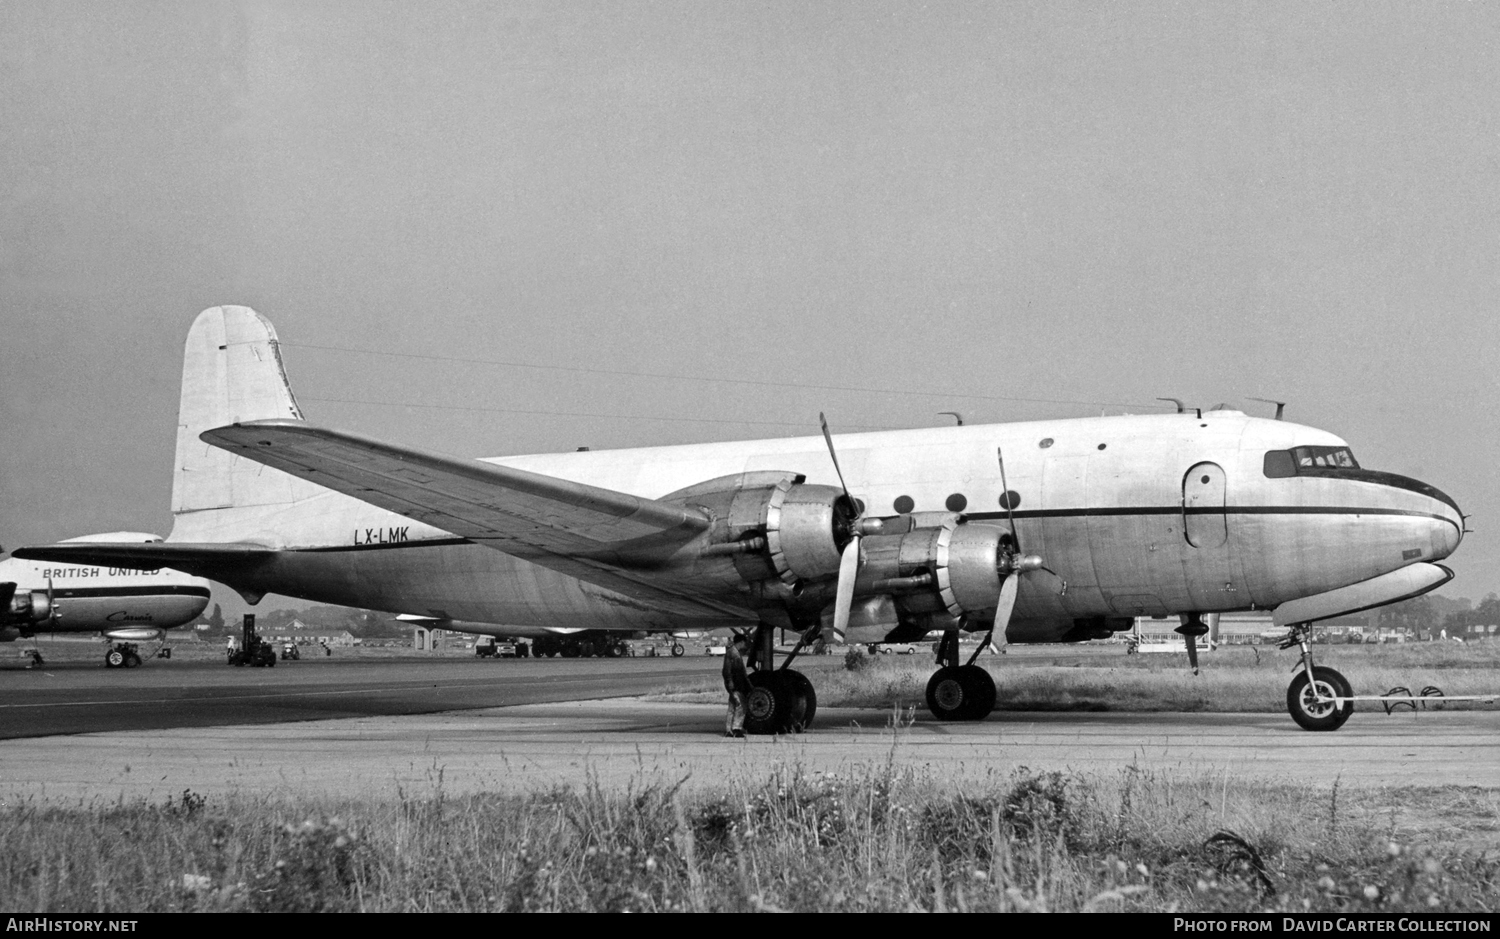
281;642;300;660
227;615;275;667
475;638;521;658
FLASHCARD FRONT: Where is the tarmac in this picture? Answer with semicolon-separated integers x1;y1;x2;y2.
4;696;1497;803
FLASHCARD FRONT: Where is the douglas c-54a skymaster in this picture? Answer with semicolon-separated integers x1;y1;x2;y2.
15;307;1464;732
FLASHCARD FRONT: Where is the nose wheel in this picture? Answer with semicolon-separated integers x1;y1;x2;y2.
1281;624;1354;731
1288;666;1353;731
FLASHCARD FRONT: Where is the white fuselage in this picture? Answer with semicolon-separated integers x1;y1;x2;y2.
168;410;1462;639
0;551;211;637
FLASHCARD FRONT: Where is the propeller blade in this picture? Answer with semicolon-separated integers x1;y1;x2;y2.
46;575;57;626
993;574;1020;637
996;448;1019;552
819;412;855;505
827;538;861;644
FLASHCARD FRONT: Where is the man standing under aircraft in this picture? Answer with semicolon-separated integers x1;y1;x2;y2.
723;634;751;738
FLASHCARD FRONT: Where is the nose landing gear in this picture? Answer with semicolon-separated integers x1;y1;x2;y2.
1280;624;1353;731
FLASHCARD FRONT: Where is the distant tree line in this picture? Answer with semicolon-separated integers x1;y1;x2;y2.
1377;592;1500;637
191;604;407;638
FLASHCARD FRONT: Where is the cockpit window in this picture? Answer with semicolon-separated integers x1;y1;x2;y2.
1263;446;1360;479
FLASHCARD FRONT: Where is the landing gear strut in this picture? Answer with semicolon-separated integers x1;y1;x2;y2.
1280;623;1353;731
925;628;996;721
741;624;817;735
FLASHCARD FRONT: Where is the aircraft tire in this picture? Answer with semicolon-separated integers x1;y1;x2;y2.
784;669;817;731
926;666;991;721
671;643;684;658
1287;666;1354;731
744;671;795;735
959;665;996;720
125;652;142;668
105;649;125;669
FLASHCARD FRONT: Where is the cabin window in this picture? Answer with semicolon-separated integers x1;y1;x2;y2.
1263;446;1360;478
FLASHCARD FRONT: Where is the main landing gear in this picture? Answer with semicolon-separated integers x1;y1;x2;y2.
1280;623;1353;731
104;642;144;669
925;629;997;721
742;624;817;735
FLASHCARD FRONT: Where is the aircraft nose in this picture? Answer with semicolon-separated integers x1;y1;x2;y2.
1430;490;1464;561
1406;476;1463;561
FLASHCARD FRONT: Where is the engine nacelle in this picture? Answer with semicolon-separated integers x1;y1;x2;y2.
663;472;856;589
764;481;855;586
858;519;1009;618
4;587;54;628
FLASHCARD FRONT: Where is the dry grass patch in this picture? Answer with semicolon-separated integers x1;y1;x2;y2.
4;768;1497;913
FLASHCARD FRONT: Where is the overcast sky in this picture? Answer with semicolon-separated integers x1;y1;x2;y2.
3;1;1498;613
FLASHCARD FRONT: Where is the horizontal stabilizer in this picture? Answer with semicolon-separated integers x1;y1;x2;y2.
201;420;711;558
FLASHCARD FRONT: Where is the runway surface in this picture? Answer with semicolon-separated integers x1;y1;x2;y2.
0;652;745;739
2;651;1496;802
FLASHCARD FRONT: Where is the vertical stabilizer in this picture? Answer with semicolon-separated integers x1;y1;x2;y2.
171;306;321;520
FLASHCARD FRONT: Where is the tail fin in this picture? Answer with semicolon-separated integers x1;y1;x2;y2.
171;306;324;535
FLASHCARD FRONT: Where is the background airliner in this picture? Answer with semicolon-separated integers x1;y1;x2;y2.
2;533;210;667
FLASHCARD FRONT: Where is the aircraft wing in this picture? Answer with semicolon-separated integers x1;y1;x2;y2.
11;542;276;570
197;421;755;620
201;420;711;556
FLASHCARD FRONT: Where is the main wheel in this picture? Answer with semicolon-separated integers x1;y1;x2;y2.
105;649;125;668
783;669;817;731
961;665;996;720
927;666;968;720
1287;666;1354;731
670;643;684;657
745;671;796;735
125;652;142;668
926;665;994;721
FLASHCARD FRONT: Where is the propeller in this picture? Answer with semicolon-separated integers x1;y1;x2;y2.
966;448;1049;661
820;413;864;644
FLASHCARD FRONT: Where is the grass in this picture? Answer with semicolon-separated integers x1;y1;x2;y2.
3;766;1496;912
648;641;1500;713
